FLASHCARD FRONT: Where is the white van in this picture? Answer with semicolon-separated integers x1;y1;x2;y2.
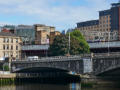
27;56;39;61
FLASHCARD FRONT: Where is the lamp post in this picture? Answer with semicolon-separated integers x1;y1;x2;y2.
108;32;110;56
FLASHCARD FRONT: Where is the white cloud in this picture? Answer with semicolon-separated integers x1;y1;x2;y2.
0;0;117;30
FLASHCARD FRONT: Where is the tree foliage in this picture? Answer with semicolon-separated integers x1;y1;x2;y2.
49;35;68;56
68;30;90;54
49;30;90;56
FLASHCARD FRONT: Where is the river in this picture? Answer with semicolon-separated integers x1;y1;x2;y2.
0;83;120;90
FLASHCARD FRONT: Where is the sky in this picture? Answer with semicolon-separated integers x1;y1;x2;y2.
0;0;118;31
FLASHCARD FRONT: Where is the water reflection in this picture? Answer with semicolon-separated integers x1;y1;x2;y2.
16;83;70;90
0;83;120;90
70;83;81;90
82;87;120;90
0;83;81;90
0;85;16;90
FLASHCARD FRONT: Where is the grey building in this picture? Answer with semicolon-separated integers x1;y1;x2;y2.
15;25;35;45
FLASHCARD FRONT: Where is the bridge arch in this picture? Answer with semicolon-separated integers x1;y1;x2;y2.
13;66;70;73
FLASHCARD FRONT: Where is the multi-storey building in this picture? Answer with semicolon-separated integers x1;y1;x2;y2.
77;1;120;42
15;25;35;45
1;24;58;45
0;32;22;60
77;20;100;41
2;25;15;34
34;24;55;45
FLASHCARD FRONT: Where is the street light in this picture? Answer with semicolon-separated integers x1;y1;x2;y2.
107;32;110;56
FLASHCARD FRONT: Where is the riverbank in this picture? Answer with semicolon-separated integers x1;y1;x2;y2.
0;72;80;84
0;72;16;85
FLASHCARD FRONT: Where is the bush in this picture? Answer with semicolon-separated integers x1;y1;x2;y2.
3;65;9;71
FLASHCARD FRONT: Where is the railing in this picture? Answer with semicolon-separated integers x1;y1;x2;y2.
13;54;91;62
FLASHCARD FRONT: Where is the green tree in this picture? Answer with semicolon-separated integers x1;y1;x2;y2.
49;30;90;56
68;30;90;54
49;35;68;56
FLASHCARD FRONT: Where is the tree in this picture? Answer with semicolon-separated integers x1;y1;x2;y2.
49;30;90;56
49;35;68;56
68;30;90;54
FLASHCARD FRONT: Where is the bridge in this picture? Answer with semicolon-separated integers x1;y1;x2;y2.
11;55;92;74
6;52;120;79
92;53;120;77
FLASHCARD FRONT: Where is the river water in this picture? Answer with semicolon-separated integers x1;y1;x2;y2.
0;83;120;90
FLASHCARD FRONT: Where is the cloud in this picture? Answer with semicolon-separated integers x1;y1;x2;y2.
0;0;117;30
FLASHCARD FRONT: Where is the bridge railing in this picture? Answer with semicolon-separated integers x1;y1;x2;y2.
19;54;91;61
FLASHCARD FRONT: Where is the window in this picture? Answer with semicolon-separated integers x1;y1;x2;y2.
7;45;9;50
3;38;5;43
6;38;9;43
10;52;13;57
16;46;18;50
11;45;13;50
16;39;18;43
11;38;13;43
16;52;19;59
3;45;5;50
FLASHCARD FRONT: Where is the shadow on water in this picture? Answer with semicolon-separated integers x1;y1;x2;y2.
15;72;81;84
1;81;120;90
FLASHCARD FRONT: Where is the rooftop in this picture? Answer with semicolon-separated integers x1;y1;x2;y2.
99;9;111;16
0;32;17;37
77;20;99;28
111;2;120;7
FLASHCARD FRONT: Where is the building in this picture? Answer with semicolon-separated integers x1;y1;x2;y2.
15;25;35;45
0;32;22;60
2;25;15;34
77;20;100;41
49;31;61;44
22;45;49;59
77;1;120;42
34;24;55;45
1;24;58;45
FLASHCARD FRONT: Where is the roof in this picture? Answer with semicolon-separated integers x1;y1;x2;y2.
0;32;17;37
111;2;120;7
99;9;111;16
77;20;99;28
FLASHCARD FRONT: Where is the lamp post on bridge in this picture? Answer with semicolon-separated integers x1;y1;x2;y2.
107;32;110;56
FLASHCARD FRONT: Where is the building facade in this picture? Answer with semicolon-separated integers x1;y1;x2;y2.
49;31;61;44
2;25;15;34
77;1;120;42
0;32;22;60
34;24;55;45
1;24;58;45
15;25;35;45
